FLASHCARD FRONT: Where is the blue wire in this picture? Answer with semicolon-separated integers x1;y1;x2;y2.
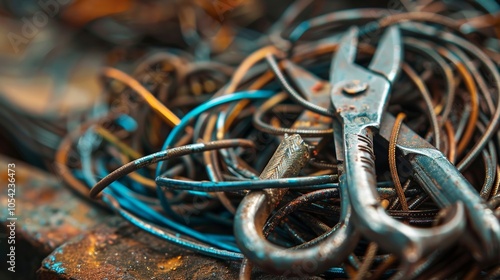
94;159;240;251
102;194;244;261
116;114;138;132
156;90;276;177
75;137;352;275
289;21;311;42
153;90;276;226
78;124;239;251
156;176;337;191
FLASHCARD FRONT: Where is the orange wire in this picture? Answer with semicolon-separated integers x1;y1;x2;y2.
224;45;284;95
389;113;409;211
444;120;456;164
203;114;237;214
355;242;378;280
55;119;110;199
93;126;158;189
368;256;397;280
102;67;181;128
454;63;479;156
221;46;284;134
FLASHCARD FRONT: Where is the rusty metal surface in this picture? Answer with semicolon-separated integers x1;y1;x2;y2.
37;217;321;280
37;217;239;280
0;156;321;279
0;156;110;279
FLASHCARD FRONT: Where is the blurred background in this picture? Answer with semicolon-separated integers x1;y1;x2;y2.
1;1;499;279
0;0;390;168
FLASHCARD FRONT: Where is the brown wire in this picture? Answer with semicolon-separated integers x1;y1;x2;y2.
354;242;378;280
55;117;110;199
221;46;284;134
202;114;236;214
492;166;500;198
444;120;456;164
486;265;500;280
463;265;480;280
454;63;479;157
402;63;441;150
378;11;461;30
436;47;479;158
367;255;397;280
389;113;409;212
344;262;359;279
238;259;253;280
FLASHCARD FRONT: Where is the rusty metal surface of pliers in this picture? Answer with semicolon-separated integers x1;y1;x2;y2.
283;26;466;268
234;135;357;276
378;113;500;265
328;26;465;266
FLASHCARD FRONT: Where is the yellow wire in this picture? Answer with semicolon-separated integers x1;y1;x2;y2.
102;67;181;127
93;125;157;189
454;63;479;157
93;126;142;159
221;46;285;136
224;45;284;95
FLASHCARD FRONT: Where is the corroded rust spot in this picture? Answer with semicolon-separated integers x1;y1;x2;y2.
157;255;183;272
38;217;241;279
343;80;368;95
311;82;325;93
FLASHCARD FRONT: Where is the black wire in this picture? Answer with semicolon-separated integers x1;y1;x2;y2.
265;54;336;117
89;139;255;198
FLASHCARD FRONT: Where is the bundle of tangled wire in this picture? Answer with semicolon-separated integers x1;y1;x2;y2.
46;1;500;279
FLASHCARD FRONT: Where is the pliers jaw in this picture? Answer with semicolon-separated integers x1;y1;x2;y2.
329;26;402;128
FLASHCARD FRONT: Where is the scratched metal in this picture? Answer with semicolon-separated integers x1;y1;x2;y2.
259;134;310;205
329;26;465;270
378;113;500;265
234;134;358;276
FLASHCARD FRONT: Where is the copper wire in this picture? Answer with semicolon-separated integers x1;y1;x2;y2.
389;112;409;212
454;63;479;157
444;120;456;164
202;113;237;214
222;46;284;133
367;255;397;280
355;242;378;280
402;63;441;150
492;166;500;198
